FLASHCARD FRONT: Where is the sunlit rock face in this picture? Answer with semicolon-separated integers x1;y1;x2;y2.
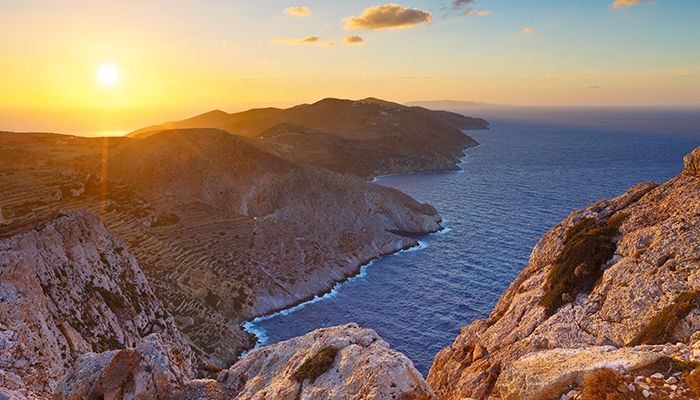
54;324;434;400
428;146;700;399
0;210;193;398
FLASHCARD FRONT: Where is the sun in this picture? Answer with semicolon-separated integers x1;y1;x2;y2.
96;63;119;87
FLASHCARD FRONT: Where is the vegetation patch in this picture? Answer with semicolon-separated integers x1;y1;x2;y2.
539;215;623;316
292;346;338;383
627;291;700;346
580;368;626;400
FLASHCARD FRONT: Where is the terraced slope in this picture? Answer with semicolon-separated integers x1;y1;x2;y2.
0;129;442;368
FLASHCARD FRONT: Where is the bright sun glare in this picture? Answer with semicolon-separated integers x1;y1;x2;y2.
96;63;119;87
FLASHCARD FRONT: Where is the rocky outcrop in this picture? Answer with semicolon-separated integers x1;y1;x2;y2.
0;210;193;398
54;334;191;400
428;146;700;399
498;340;700;400
685;146;700;176
54;323;434;400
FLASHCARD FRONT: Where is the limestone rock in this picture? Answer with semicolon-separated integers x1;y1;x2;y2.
53;324;433;400
498;346;664;400
0;210;193;397
215;323;434;400
54;334;190;400
685;146;700;176
428;146;700;399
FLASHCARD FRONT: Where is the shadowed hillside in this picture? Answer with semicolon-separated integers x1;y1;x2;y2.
129;98;488;178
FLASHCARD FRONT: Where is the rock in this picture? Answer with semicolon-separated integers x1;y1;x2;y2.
643;389;651;398
215;323;434;400
428;146;700;399
651;372;665;379
497;346;664;400
0;211;193;397
684;146;700;176
54;334;189;400
54;324;434;400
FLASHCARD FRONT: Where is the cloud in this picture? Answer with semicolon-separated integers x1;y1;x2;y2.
521;27;535;34
452;0;474;7
611;0;644;9
272;36;320;45
343;3;432;31
284;6;311;17
343;35;365;45
464;9;491;16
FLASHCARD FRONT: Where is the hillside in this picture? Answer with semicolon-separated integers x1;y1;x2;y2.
428;146;700;399
0;129;442;367
127;98;488;178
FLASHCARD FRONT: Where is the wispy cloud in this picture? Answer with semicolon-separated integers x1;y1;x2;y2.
343;35;365;45
452;0;475;7
464;9;491;16
521;27;535;34
272;36;319;45
284;6;311;17
611;0;644;9
343;3;432;31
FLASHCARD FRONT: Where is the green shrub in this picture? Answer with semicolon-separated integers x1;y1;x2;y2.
627;291;700;346
292;346;338;383
539;216;622;316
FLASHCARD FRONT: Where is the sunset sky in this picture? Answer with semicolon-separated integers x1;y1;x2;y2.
2;0;699;134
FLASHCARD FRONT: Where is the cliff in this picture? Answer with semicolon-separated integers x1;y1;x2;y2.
127;97;486;178
427;146;700;399
0;210;193;398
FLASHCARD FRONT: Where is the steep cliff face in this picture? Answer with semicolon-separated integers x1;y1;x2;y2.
55;324;433;400
428;146;700;399
0;210;193;398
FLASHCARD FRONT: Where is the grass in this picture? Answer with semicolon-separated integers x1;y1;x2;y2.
292;346;338;384
580;368;626;400
627;291;700;346
539;215;623;316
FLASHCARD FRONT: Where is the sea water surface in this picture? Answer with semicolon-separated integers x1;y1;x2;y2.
246;118;699;375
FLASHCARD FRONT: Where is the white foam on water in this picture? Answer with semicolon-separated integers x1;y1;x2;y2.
242;240;428;352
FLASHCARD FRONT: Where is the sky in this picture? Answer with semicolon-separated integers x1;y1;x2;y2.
1;0;699;134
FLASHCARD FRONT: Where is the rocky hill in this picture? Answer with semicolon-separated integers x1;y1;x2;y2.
127;98;487;178
428;146;700;399
0;129;442;367
0;210;193;398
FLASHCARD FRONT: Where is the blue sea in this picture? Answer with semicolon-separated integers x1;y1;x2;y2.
245;113;700;375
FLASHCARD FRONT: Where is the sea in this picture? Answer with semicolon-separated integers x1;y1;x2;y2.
245;108;700;376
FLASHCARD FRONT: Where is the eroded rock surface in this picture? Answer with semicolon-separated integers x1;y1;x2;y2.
0;210;193;398
428;146;700;399
54;324;434;400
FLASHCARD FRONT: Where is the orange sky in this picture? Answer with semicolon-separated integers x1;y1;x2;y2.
1;1;699;135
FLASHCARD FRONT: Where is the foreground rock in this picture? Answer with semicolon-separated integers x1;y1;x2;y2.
54;323;434;400
0;210;193;398
428;146;700;399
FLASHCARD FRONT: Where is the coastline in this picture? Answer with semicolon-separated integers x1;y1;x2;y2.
237;138;478;358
